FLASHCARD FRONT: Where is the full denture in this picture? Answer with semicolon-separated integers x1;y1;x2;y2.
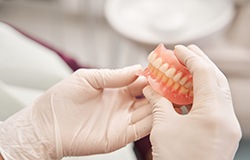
139;44;193;105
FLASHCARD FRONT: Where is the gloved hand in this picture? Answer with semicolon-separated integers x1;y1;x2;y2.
143;45;242;160
0;65;153;160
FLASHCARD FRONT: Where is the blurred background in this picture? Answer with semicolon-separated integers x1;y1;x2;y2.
0;0;249;159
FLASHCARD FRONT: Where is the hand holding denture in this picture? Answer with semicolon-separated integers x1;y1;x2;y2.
0;65;153;159
138;43;193;106
143;45;242;160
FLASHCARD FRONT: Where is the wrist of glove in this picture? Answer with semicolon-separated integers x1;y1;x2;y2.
0;95;59;160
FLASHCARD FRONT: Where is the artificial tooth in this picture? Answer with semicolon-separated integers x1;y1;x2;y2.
152;58;162;69
173;72;182;82
184;81;193;89
156;70;164;79
148;63;154;72
152;68;159;76
166;78;174;87
147;52;156;63
179;76;188;85
165;68;176;78
179;86;189;94
159;63;169;72
172;82;180;90
161;75;168;83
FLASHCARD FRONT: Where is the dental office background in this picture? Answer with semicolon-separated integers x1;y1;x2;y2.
0;0;249;159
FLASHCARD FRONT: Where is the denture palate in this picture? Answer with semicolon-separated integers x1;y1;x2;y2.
146;51;193;97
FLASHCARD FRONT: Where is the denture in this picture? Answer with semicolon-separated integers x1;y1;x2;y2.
138;43;193;105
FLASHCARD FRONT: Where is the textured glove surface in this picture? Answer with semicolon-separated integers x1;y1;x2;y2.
0;65;152;159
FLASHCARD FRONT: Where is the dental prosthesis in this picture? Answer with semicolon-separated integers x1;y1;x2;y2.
139;44;193;105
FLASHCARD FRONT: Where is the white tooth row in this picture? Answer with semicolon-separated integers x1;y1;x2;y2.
147;51;156;63
148;52;191;88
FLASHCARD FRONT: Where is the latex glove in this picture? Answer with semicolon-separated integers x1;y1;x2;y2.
0;65;153;160
143;45;242;160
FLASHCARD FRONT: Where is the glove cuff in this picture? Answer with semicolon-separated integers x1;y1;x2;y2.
0;107;57;160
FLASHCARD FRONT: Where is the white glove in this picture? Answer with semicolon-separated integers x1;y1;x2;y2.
143;45;242;160
0;65;153;160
